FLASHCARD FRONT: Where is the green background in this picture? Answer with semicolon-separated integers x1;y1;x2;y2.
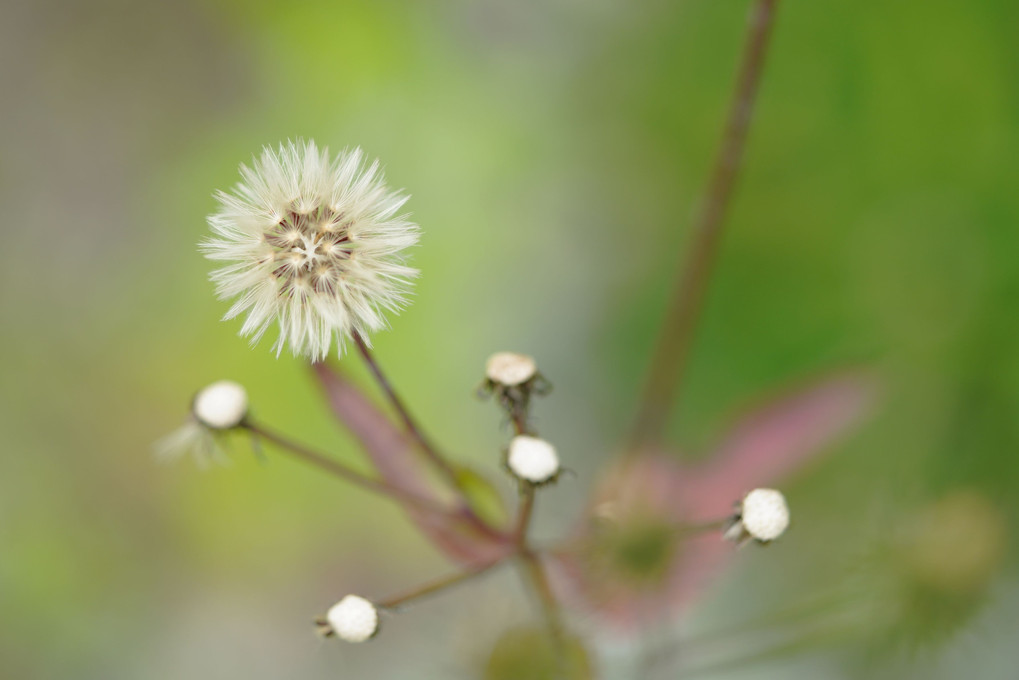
1;0;1017;677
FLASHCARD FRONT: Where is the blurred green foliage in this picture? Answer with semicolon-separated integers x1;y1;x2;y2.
485;625;593;680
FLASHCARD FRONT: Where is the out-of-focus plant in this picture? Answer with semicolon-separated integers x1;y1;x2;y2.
157;1;885;676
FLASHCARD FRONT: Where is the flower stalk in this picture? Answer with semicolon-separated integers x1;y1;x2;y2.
376;560;503;610
630;0;781;449
243;421;454;518
519;548;570;674
352;331;465;492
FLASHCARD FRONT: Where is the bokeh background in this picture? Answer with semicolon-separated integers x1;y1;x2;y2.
2;0;1017;677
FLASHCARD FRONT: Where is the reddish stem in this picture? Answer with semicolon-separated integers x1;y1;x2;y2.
630;0;781;449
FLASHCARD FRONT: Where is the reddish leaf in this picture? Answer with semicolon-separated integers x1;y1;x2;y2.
310;362;511;565
679;372;877;521
555;372;876;631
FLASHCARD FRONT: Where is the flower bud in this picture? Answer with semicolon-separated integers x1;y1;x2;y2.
507;435;560;484
193;380;248;430
322;595;379;643
725;488;790;544
485;352;538;387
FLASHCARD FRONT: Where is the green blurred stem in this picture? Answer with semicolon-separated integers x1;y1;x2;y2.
519;549;570;675
243;421;453;518
377;560;503;609
630;0;781;449
351;331;465;491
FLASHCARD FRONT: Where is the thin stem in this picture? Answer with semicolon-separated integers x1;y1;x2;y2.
519;550;570;674
510;408;529;438
630;0;781;449
507;404;537;541
677;517;731;536
503;399;568;671
243;421;452;518
349;335;507;543
514;487;536;541
352;332;463;490
377;560;503;609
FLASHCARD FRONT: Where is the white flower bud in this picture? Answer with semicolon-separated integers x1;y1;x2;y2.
486;352;537;387
739;488;790;542
325;595;379;643
193;380;248;429
507;435;560;483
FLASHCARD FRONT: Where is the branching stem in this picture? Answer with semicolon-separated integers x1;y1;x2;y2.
243;421;453;518
352;331;464;491
377;560;503;609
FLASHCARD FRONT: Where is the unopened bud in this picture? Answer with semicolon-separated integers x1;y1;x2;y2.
507;435;560;484
321;595;379;643
193;380;248;429
725;488;790;544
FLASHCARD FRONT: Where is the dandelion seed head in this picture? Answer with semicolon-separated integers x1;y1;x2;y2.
507;435;560;483
485;352;537;387
193;380;248;429
325;595;379;643
740;488;789;542
204;140;419;360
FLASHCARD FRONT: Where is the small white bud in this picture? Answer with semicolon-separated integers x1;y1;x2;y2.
507;435;560;483
193;380;248;429
325;595;379;643
739;488;790;542
486;352;537;387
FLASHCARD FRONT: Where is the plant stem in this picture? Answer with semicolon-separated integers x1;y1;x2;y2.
677;517;731;536
506;402;538;540
500;386;568;671
351;332;464;491
243;421;453;518
377;560;503;609
630;0;781;449
519;549;570;674
514;487;536;541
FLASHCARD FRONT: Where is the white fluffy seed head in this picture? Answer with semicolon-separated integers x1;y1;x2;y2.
507;435;560;483
740;488;790;541
485;352;537;386
326;595;379;643
193;380;248;429
203;140;419;360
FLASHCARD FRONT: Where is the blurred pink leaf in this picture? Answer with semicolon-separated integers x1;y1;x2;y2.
553;371;877;631
679;371;877;521
311;363;512;566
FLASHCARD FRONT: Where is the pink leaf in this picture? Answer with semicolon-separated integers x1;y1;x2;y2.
679;372;877;520
310;363;511;565
555;372;876;631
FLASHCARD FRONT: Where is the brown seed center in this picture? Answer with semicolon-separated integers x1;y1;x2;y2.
263;205;354;295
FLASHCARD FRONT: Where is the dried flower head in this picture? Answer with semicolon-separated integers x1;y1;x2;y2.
507;435;560;484
485;352;537;387
319;595;380;643
203;140;419;360
725;488;790;543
